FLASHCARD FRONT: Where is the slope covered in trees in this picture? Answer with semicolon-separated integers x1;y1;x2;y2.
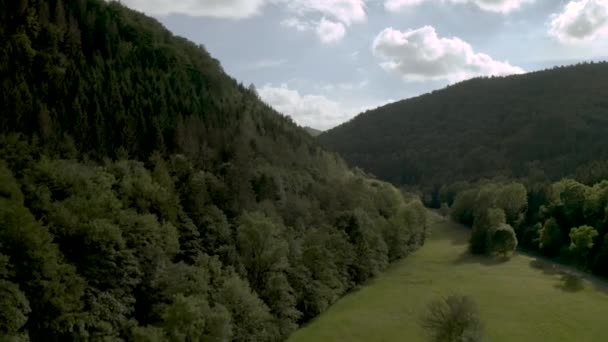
319;63;608;194
303;127;322;137
0;0;427;340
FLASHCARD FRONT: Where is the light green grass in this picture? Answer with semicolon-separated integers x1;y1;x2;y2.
289;214;608;342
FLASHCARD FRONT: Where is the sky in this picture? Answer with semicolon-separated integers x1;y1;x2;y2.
118;0;608;130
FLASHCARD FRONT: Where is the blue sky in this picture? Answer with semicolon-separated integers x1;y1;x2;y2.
120;0;608;130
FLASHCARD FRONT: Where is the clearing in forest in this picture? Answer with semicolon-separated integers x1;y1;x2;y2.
289;213;608;342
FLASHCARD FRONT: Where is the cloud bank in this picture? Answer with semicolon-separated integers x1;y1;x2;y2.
550;0;608;43
286;0;367;25
372;26;525;82
385;0;533;13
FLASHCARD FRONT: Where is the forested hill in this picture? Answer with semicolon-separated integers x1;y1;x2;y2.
0;0;427;341
318;63;608;191
304;127;322;137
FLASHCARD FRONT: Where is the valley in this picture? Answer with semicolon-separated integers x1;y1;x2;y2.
289;213;608;342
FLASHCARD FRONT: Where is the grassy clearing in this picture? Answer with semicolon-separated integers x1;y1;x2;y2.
289;213;608;342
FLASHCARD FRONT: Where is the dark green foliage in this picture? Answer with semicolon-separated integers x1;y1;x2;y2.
450;189;478;226
450;182;525;257
449;177;608;276
421;294;484;342
470;208;506;255
568;226;598;267
384;200;428;261
539;218;563;257
0;278;31;341
487;224;518;257
0;0;427;339
320;62;608;192
0;136;424;340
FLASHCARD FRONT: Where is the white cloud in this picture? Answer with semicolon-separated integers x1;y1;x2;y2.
550;0;608;43
385;0;426;11
281;0;367;43
258;84;386;129
286;0;367;25
281;17;313;31
372;26;525;82
118;0;268;18
317;18;347;43
385;0;533;13
282;17;348;43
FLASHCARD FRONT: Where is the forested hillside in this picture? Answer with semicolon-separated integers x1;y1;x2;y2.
319;63;608;193
303;127;322;137
0;0;427;340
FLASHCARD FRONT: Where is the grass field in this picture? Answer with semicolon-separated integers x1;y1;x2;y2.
289;214;608;342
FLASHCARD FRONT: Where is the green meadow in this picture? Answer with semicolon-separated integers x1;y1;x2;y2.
289;214;608;342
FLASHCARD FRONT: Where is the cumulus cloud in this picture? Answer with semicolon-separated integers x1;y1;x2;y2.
281;0;367;43
549;0;608;43
258;84;386;129
282;17;348;43
286;0;367;25
119;0;268;18
316;18;346;43
385;0;426;11
385;0;533;13
372;26;525;82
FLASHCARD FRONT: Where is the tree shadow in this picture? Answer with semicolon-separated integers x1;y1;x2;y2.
529;259;560;276
555;273;584;292
528;257;608;294
452;250;510;266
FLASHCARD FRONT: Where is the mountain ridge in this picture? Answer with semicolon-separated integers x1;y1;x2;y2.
319;62;608;194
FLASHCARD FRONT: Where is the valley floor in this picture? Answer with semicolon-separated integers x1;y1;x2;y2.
288;213;608;342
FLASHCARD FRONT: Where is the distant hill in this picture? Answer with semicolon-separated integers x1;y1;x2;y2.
304;126;323;137
319;63;608;190
0;0;425;340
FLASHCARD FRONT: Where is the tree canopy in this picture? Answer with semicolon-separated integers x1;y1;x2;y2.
0;0;428;340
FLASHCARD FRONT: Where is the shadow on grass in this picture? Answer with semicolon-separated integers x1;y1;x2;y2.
529;259;560;276
529;257;608;294
452;251;510;266
555;273;584;292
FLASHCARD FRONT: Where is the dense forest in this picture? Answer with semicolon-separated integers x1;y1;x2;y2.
303;127;322;137
319;63;608;195
0;0;427;340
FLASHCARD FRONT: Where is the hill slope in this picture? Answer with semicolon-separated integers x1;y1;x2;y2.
0;0;426;340
319;63;608;191
304;127;322;137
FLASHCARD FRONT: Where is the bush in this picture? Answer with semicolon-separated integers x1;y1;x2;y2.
487;223;518;257
421;294;484;342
